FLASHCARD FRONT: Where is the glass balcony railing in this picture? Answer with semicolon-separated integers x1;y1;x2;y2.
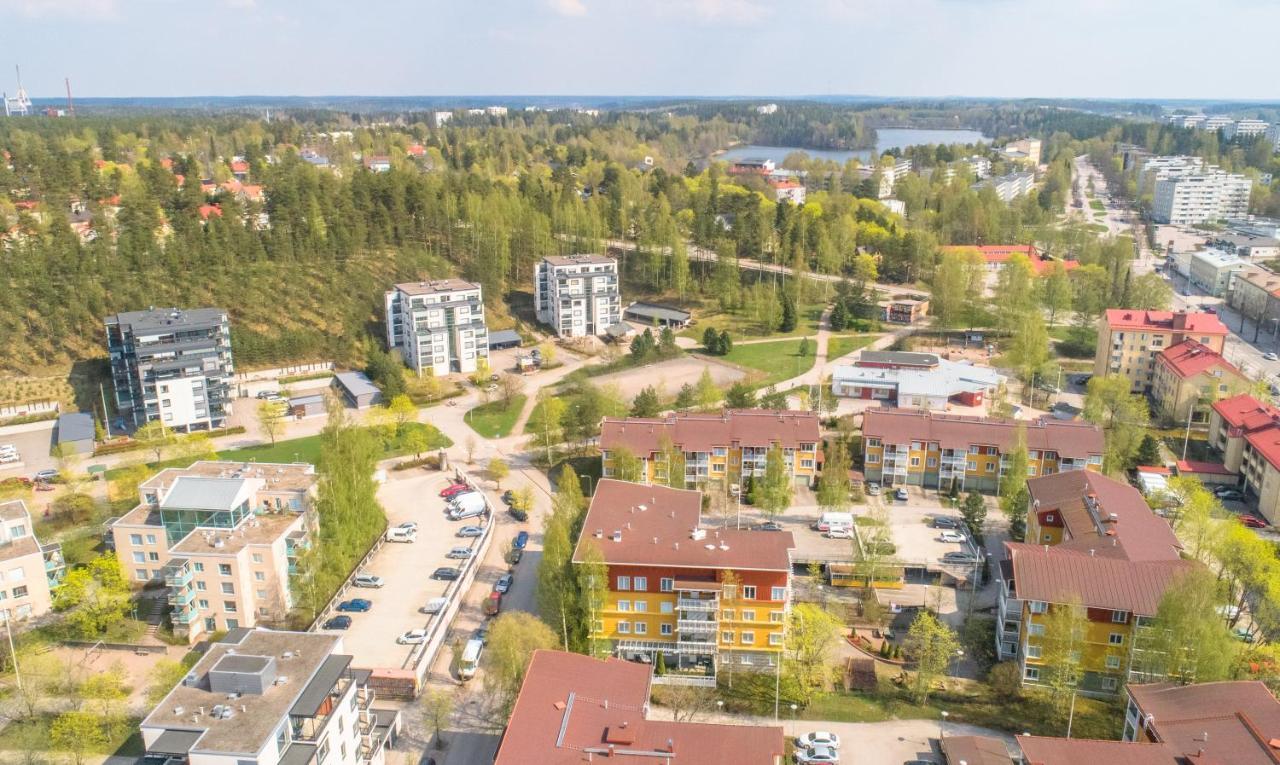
173;606;198;625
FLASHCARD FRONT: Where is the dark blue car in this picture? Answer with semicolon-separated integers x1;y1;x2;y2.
323;615;352;630
336;598;372;613
514;531;529;550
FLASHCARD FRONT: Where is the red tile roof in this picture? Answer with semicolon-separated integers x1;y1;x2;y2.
1156;340;1240;380
601;410;820;456
1104;309;1229;335
939;244;1078;274
863;408;1104;461
1213;394;1280;433
1175;459;1234;476
1018;737;1183;765
406;144;426;156
1245;427;1280;473
769;179;803;189
230;159;249;173
1128;681;1280;765
1026;471;1182;562
571;479;794;572
495;650;785;765
198;204;222;220
1005;542;1196;615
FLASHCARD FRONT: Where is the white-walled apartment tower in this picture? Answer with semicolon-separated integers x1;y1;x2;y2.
384;279;488;375
1153;169;1252;225
535;254;621;337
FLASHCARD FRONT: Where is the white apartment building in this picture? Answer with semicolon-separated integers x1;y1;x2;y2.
1189;247;1249;297
384;279;488;376
1204;116;1235;131
0;500;64;626
755;103;778;115
1165;114;1206;129
973;171;1035;202
139;628;400;765
1226;120;1270;140
432;111;452;127
1138;155;1204;186
535;254;621;338
1153;170;1252;225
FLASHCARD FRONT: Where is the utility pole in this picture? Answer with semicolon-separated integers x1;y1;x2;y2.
100;383;111;438
1181;403;1195;460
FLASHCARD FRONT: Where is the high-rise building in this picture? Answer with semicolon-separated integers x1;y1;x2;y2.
383;279;488;375
110;461;318;643
1225;119;1270;140
1152;169;1252;225
534;254;621;337
138;628;400;765
106;307;234;432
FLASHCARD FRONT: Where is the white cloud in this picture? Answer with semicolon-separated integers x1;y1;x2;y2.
548;0;587;16
2;0;118;18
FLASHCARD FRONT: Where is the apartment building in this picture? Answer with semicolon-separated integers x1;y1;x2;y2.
861;409;1104;494
1188;246;1249;296
0;500;64;626
1093;309;1229;393
768;178;806;205
830;351;1004;410
1152;170;1252;225
1122;681;1280;762
534;254;621;338
998;471;1190;695
106;307;234;432
1208;394;1280;522
139;628;400;765
1225;119;1270;140
495;650;785;765
571;480;795;678
1137;155;1204;187
600;410;821;488
383;279;488;375
1150;340;1248;424
1002;138;1041;164
110;461;318;643
972;171;1035;202
1164;114;1206;129
1228;265;1280;330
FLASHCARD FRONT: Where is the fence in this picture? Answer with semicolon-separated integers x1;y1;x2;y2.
235;361;334;384
0;400;59;420
61;639;168;654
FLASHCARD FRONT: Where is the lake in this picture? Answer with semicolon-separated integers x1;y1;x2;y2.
717;127;991;165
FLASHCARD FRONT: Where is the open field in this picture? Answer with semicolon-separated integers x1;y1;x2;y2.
721;338;817;387
591;355;746;399
465;395;526;438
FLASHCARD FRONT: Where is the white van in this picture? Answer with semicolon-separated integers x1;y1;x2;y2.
459;638;484;680
448;493;487;520
816;512;854;532
386;527;416;543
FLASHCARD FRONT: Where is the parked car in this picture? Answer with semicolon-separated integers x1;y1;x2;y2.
473;622;491;645
336;598;372;613
386;527;417;543
457;525;485;538
1234;627;1257;643
501;490;516;505
1265;352;1279;361
421;597;449;615
396;629;429;645
513;531;529;550
865;482;881;496
446;546;474;560
508;506;529;522
352;574;385;588
440;483;471;498
824;527;853;540
323;615;352;630
255;390;282;400
396;521;419;533
941;551;979;564
795;746;840;764
938;531;966;543
508;548;524;565
33;469;59;482
495;574;513;594
756;521;783;532
432;567;461;581
894;487;909;501
1217;489;1246;502
796;732;841;750
933;516;960;530
1238;514;1268;529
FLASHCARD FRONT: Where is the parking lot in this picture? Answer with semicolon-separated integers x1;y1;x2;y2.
863;489;976;568
0;422;56;478
319;471;489;670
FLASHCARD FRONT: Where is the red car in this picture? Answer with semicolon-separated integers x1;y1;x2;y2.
1238;515;1268;529
440;483;470;498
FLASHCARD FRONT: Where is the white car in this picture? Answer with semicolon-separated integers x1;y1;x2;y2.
396;629;429;645
446;546;473;560
938;531;966;543
396;521;419;533
1265;352;1279;361
352;574;385;588
420;597;449;615
796;732;841;750
824;527;853;540
795;746;839;764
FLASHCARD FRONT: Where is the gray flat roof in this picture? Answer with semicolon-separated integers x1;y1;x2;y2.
290;654;352;718
149;729;204;755
289;394;326;406
333;371;380;398
278;743;318;765
488;329;522;347
393;279;480;296
214;654;271;673
160;476;248;512
543;253;615;266
624;302;691;322
56;412;94;444
107;307;226;332
860;350;940;367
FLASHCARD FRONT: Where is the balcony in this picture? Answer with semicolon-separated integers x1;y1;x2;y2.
172;606;198;625
677;598;716;612
677;619;716;634
168;588;195;607
163;561;193;588
676;639;717;655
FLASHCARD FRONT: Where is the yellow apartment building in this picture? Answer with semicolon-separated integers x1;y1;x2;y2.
1150;339;1248;425
1094;309;1229;393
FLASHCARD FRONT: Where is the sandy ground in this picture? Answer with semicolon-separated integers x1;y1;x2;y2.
592;355;746;399
49;642;187;711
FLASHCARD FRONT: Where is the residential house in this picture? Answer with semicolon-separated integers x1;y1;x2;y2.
939;244;1079;278
0;500;65;626
1150;340;1248;424
534;254;621;338
138;628;400;765
363;156;391;173
728;158;776;176
570;480;795;678
600;410;821;487
109;461;318;644
1208;394;1280;522
1002;138;1042;164
494;649;785;765
769;178;806;205
1093;309;1229;393
831;351;1004;409
862;409;1104;493
383;279;488;375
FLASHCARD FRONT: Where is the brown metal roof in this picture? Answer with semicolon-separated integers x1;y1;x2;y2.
941;735;1016;765
1128;682;1280;765
1018;737;1184;765
1027;471;1182;562
862;409;1103;459
1005;542;1196;615
601;410;821;455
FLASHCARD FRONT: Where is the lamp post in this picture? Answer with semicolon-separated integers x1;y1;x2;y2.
716;699;724;719
940;710;949;741
790;703;798;736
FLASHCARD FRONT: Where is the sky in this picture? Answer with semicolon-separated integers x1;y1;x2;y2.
4;0;1280;100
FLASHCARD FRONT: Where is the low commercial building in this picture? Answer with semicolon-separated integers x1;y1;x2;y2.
600;410;820;487
287;394;326;418
1208;394;1280;522
939;244;1078;276
831;351;1004;409
571;480;795;678
862;409;1104;494
1188;246;1248;296
728;157;775;175
139;628;400;765
383;279;488;375
1093;309;1229;393
332;371;381;409
878;297;929;324
110;461;318;643
1227;265;1280;333
622;301;691;329
495;650;785;765
0;500;64;626
55;411;94;454
534;254;621;338
1150;340;1248;423
1211;231;1280;261
1002;138;1041;164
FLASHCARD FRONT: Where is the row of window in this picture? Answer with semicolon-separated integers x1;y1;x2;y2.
1022;666;1119;690
611;600;786;622
615;576;787;602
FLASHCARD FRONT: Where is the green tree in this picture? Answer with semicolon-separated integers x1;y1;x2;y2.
1135;434;1162;466
658;326;678;357
257;399;284;446
779;292;798;332
364;346;407;399
386;393;418;431
575;541;610;657
724;382;757;409
961;491;987;538
489;457;510;489
998;427;1029;540
703;327;722;354
402;426;431;459
80;664;128;742
608;445;644;483
785;603;843;703
719;330;733;354
537;466;587;650
631;386;662;418
145;659;190;705
485;612;559;714
419;687;456;749
657;433;686;489
1039;261;1073;327
758;445;793;517
798;336;813;357
993;252;1037;327
52;554;131;637
1038;597;1088;715
532;391;567;456
133;420;175;463
816;439;851;512
695;368;721;409
1006;311;1051;391
1084;375;1151;472
1134;567;1238;684
903;610;961;705
50;710;106;765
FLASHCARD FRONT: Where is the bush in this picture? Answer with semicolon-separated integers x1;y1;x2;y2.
990;661;1023;698
392;455;441;472
92;426;247;456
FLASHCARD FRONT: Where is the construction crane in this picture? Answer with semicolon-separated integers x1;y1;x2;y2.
3;65;32;117
65;77;74;117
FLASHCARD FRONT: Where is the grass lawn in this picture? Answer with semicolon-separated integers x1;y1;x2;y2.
826;334;877;362
1089;199;1106;212
104;423;450;479
679;301;825;342
721;339;817;387
0;714;144;757
466;395;527;438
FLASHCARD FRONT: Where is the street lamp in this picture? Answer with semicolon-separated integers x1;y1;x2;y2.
790;703;798;735
716;699;724;717
940;710;949;741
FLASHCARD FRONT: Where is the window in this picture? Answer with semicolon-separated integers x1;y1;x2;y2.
740;631;754;645
1109;633;1124;645
867;454;880;465
617;621;631;634
1028;623;1045;636
194;562;204;572
660;601;673;614
633;577;648;592
221;583;234;594
252;554;263;564
771;586;786;601
635;601;648;613
224;601;237;613
722;608;735;620
198;599;209;609
12;586;27;598
967;460;978;471
660;578;674;592
132;552;145;564
1029;601;1047;614
218;564;232;576
1101;677;1119;691
1111;611;1128;623
129;534;142;545
1105;655;1122;670
661;623;673;636
634;622;647;635
722;584;737;599
135;569;148;581
255;572;265;582
1045;514;1054;523
742;585;757;600
149;552;160;562
256;589;267;599
617;576;631;591
769;633;783;646
1025;667;1040;681
617;600;631;612
770;610;785;623
742;609;756;622
721;631;735;643
196;581;206;591
1026;645;1042;659
146;534;157;545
